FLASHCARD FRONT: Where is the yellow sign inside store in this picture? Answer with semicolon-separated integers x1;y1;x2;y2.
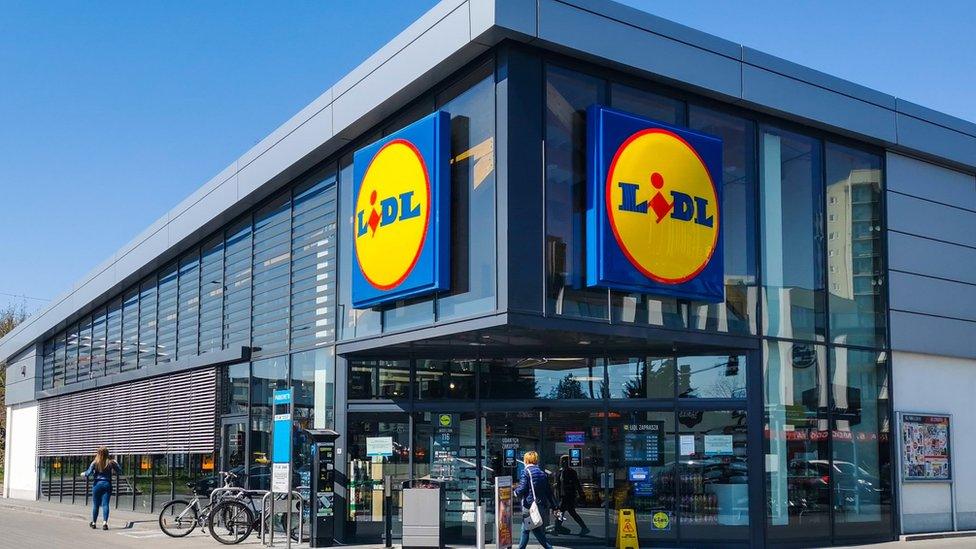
616;508;639;549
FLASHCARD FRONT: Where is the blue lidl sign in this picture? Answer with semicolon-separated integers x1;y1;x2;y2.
351;111;451;308
586;105;724;302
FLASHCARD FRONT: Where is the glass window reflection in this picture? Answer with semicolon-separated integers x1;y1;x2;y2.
826;143;886;348
677;354;747;399
760;127;825;342
481;357;604;399
606;357;675;399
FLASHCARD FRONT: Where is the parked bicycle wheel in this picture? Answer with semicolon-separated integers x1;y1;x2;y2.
158;499;198;538
208;499;254;545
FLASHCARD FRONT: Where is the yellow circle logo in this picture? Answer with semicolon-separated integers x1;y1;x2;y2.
354;139;431;290
652;511;670;530
439;414;452;427
606;128;719;284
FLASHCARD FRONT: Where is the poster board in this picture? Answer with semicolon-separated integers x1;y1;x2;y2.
494;476;513;549
901;414;951;481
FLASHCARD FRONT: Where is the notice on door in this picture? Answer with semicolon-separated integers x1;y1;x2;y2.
366;436;394;458
703;434;733;457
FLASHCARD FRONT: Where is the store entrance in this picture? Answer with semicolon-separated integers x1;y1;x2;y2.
483;406;751;548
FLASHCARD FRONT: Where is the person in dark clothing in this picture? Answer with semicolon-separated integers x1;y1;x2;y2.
514;451;557;549
554;454;590;535
82;447;121;530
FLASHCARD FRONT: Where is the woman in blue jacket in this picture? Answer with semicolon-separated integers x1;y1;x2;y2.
514;451;557;549
82;447;121;530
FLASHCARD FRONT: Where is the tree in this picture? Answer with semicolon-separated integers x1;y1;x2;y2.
0;303;29;477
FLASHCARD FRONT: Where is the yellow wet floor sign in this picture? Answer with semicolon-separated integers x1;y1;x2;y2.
616;508;639;549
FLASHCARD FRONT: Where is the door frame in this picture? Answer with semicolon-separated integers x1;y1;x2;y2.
220;414;248;474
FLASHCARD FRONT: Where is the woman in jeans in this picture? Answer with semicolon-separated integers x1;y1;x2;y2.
82;447;121;530
514;451;557;549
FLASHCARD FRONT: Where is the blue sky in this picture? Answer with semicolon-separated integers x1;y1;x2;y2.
1;0;973;314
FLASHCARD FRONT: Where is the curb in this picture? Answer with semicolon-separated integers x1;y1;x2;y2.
903;530;976;542
0;501;136;529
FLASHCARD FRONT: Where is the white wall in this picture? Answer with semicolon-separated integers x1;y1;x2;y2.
2;403;38;500
893;352;976;532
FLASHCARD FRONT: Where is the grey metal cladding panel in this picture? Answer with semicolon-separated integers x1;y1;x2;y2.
887;192;976;247
238;89;335;169
556;0;742;59
890;310;976;359
742;47;896;109
537;0;741;98
167;176;238;248
887;152;976;211
889;271;976;322
470;0;537;41
5;379;35;406
333;3;484;137
332;0;469;99
897;98;976;138
897;112;976;169
889;232;976;285
741;64;897;143
238;104;334;198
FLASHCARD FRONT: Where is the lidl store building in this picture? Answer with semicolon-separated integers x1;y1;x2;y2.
3;1;976;547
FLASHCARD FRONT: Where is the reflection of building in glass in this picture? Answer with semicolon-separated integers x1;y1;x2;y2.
827;168;882;305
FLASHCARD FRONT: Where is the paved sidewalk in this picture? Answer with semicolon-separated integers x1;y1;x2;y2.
3;497;976;548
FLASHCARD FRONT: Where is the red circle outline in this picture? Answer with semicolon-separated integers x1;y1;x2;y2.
604;127;720;284
354;138;431;291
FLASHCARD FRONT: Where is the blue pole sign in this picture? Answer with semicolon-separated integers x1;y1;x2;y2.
272;388;294;494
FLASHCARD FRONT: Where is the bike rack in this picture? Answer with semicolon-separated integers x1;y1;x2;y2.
260;489;306;547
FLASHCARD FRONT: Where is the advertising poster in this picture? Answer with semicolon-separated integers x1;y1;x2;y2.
366;436;394;458
703;434;733;457
495;476;514;549
902;414;951;481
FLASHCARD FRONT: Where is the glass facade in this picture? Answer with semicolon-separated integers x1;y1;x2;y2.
32;47;893;547
345;353;749;547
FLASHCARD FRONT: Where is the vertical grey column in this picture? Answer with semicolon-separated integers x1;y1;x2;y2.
332;353;348;542
495;44;544;315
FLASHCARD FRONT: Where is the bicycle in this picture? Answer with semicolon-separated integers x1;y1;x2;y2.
158;471;259;543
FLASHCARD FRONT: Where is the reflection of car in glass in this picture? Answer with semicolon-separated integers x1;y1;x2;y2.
806;459;882;506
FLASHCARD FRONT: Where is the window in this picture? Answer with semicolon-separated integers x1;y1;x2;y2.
292;349;334;430
291;172;338;349
42;341;54;389
606;357;675;399
105;297;123;374
177;252;200;359
138;277;157;367
121;287;140;371
337;153;381;339
435;64;497;319
348;360;410;400
677;353;747;399
90;308;106;378
689;106;759;335
156;263;178;363
764;340;830;540
249;356;289;484
415;359;478;400
760;127;825;342
223;219;252;348
480;357;604;399
610;82;684;125
251;193;292;356
825;143;885;348
199;235;224;354
831;348;892;535
62;323;78;385
545;65;608;320
76;316;92;381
